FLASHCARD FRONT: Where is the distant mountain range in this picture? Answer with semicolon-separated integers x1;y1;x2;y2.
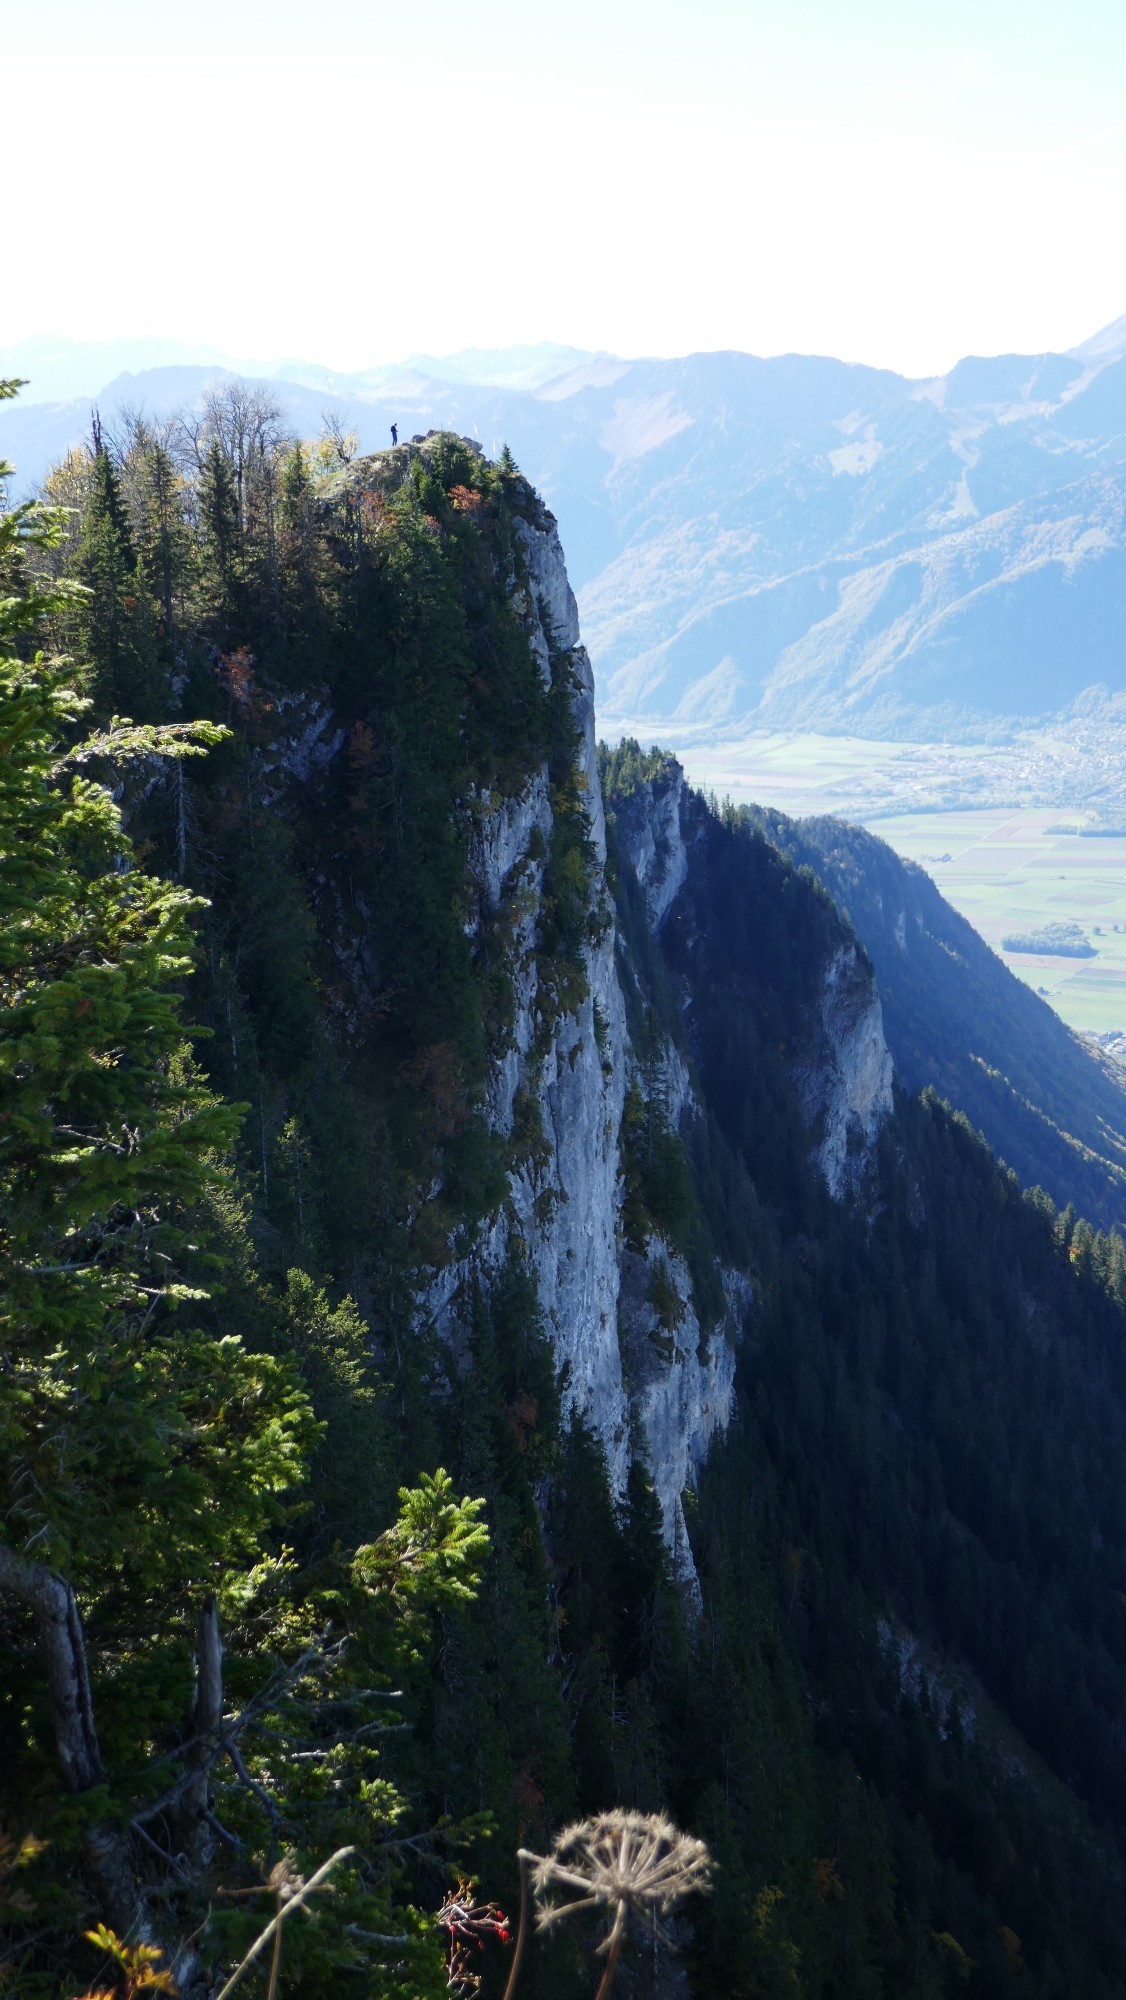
6;323;1126;745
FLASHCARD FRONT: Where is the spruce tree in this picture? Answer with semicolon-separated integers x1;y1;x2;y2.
134;429;192;656
76;436;162;716
197;435;242;640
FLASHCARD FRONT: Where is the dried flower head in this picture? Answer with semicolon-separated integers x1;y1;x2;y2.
437;1878;511;1995
523;1810;712;1956
267;1856;304;1902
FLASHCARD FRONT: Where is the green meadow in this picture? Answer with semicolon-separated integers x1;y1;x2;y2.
864;810;1126;1034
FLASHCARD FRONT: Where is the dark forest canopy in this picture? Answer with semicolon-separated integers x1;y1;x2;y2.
4;394;1126;1998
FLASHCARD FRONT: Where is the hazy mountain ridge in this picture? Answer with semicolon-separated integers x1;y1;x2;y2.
7;324;1126;745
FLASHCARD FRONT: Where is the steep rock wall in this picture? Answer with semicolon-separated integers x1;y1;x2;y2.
306;441;891;1562
420;492;632;1490
609;758;894;1200
618;1237;739;1598
421;484;742;1542
614;763;689;932
795;941;894;1196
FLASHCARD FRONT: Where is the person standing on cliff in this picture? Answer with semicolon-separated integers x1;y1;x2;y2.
390;423;398;445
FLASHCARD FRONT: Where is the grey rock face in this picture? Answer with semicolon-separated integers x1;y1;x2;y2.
421;495;746;1553
258;692;346;807
613;759;892;1205
513;512;609;866
614;766;689;932
420;474;888;1581
419;501;632;1492
618;1238;738;1600
796;942;894;1196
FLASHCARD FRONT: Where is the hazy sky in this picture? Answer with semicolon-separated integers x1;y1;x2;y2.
9;0;1126;377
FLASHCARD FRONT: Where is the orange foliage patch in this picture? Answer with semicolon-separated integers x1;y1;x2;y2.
814;1856;845;1904
215;646;272;725
504;1391;539;1452
399;1041;469;1135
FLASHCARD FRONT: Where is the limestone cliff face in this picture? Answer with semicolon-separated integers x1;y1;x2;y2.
618;1238;742;1598
417;494;629;1498
609;754;893;1199
421;487;737;1543
796;942;894;1197
405;445;889;1560
614;760;689;933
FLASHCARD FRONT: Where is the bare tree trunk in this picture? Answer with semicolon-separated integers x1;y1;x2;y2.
167;1596;225;1998
178;1594;224;1870
176;758;188;878
0;1544;140;1933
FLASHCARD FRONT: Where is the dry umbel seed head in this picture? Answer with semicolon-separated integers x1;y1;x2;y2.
505;1811;712;1999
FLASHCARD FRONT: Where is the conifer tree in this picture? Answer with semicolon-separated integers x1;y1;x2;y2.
0;388;305;1928
198;435;242;639
133;428;192;653
75;433;162;715
0;396;490;1998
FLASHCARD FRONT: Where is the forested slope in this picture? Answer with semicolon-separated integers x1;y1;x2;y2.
5;403;1126;1999
603;749;1126;1998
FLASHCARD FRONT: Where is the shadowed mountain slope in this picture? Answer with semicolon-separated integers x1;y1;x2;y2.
748;804;1126;1227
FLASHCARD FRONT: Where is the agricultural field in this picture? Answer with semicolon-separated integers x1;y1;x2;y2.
861;810;1126;1035
681;737;1126;1036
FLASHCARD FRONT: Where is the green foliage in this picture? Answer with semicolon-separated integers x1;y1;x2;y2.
597;737;679;799
0;479;303;1590
74;443;163;718
619;1044;697;1257
352;1469;490;1626
197;437;243;639
0;408;492;2000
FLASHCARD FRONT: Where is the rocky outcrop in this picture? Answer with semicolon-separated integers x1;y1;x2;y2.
613;759;894;1202
513;511;609;862
420;486;635;1487
244;437;900;1575
618;1238;739;1599
796;942;894;1196
412;443;886;1575
613;763;689;932
419;475;746;1553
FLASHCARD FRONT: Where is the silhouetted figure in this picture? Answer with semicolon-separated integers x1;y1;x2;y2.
390;423;398;445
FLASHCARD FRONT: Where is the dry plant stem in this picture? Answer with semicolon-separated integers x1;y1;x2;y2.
593;1930;623;2000
501;1851;531;2000
593;1899;628;2000
212;1846;355;2000
265;1900;284;2000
